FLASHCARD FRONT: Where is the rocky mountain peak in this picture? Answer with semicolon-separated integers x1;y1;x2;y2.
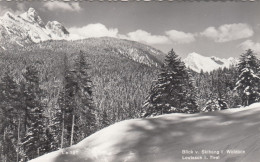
20;8;45;27
27;8;37;17
3;11;14;19
46;21;70;36
0;8;72;47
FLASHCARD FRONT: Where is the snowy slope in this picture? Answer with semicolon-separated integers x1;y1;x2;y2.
30;103;260;162
0;8;72;47
73;37;165;67
183;52;238;73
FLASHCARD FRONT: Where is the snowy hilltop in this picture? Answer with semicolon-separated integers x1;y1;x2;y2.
30;103;260;162
183;52;238;73
0;8;77;48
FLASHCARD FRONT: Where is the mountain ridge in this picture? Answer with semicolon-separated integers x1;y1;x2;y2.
183;52;239;73
0;8;239;71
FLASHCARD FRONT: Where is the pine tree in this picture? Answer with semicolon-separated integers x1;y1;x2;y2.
201;95;220;112
73;51;96;142
184;72;199;113
194;64;239;110
55;54;71;148
49;105;63;150
56;51;96;147
60;57;79;147
20;65;50;160
0;72;21;162
235;49;260;106
142;49;198;117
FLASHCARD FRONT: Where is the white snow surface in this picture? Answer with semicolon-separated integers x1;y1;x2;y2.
30;103;260;162
183;52;238;73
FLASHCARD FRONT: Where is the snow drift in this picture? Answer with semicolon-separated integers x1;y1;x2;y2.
31;103;260;162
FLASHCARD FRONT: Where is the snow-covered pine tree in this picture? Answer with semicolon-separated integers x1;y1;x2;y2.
235;49;260;106
202;94;228;112
53;54;71;149
0;72;21;162
183;71;199;113
141;49;198;117
202;96;220;112
20;65;50;160
56;51;96;147
55;53;80;147
73;51;96;141
49;105;63;150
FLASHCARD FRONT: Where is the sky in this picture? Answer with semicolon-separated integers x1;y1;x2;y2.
0;1;260;59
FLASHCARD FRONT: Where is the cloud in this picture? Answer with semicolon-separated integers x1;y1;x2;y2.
69;25;170;45
201;23;254;42
239;40;260;53
69;23;119;38
0;5;11;16
165;30;195;44
69;23;196;46
0;4;25;16
43;2;82;12
125;30;170;45
17;3;26;12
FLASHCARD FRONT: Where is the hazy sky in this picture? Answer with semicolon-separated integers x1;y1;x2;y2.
0;1;260;58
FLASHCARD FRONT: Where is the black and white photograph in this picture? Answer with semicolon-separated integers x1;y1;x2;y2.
0;0;260;161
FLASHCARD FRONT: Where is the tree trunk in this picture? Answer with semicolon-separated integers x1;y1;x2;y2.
17;117;21;162
246;96;249;106
3;128;6;162
61;112;64;149
24;109;28;134
70;115;75;146
37;148;40;157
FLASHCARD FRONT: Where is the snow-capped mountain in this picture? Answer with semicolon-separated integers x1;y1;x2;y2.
183;52;238;73
0;8;163;67
0;8;71;47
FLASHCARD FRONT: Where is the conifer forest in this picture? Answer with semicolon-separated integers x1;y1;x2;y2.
0;39;259;161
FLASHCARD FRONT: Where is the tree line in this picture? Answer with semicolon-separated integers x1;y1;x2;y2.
0;51;97;161
1;47;259;161
141;49;260;117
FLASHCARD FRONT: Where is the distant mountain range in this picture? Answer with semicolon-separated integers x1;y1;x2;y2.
0;8;238;72
183;52;239;73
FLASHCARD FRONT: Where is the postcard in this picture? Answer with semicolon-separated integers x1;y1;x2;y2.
0;0;259;162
